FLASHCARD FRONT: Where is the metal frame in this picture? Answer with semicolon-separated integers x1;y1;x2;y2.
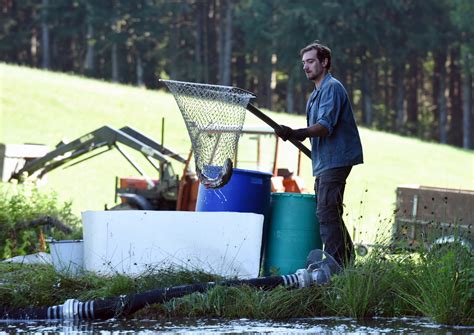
10;125;187;183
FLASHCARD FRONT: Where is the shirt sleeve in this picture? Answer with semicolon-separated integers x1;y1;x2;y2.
315;82;342;136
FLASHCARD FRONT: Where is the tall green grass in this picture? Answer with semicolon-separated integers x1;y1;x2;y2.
0;263;218;308
397;246;474;325
1;63;473;244
159;285;323;320
1;243;472;325
323;248;415;318
158;245;472;325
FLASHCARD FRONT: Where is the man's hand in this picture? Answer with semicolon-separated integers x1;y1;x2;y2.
292;128;308;141
276;125;293;141
276;125;308;142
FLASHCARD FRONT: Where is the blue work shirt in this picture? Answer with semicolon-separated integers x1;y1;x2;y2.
307;73;363;176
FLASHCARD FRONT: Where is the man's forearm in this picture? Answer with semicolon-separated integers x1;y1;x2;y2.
278;123;329;142
296;123;329;139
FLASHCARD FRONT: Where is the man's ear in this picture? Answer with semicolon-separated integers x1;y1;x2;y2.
322;58;329;68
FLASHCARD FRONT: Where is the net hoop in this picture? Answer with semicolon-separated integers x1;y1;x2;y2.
161;79;255;188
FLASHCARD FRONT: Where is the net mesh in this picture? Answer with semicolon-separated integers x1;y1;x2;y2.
162;80;255;188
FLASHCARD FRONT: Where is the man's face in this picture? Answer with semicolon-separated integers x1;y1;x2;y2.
302;49;326;82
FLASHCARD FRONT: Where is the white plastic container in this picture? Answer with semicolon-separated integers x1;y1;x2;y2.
82;210;264;278
49;240;84;276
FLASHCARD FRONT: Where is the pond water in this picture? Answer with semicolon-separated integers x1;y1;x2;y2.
0;317;472;334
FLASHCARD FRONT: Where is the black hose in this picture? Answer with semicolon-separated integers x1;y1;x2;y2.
0;273;301;320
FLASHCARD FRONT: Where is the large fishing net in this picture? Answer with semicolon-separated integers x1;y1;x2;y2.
161;80;255;188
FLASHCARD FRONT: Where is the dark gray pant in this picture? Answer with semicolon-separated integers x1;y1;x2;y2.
315;166;354;268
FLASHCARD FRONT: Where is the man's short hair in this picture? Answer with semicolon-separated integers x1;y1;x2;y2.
300;42;331;70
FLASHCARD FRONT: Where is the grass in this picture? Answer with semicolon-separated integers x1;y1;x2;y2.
157;284;324;320
1;63;474;244
0;243;472;325
0;262;218;308
119;244;474;325
1;64;472;326
323;247;415;318
397;246;474;325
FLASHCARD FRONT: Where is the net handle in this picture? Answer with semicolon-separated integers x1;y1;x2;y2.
160;79;310;159
246;103;312;158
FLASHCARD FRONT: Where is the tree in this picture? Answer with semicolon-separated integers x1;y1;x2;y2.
237;0;276;108
0;1;41;65
223;0;233;86
82;1;96;76
1;0;471;148
40;0;50;69
433;49;448;144
450;0;474;148
448;45;463;146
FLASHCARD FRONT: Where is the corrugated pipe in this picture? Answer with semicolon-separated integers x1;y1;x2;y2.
1;270;314;320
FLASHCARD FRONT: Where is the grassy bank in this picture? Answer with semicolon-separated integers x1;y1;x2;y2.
0;243;472;325
0;182;471;325
1;63;473;243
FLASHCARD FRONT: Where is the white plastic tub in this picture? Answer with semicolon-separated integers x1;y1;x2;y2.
82;210;264;278
49;240;84;276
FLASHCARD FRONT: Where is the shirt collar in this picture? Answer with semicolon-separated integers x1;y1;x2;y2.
315;73;332;91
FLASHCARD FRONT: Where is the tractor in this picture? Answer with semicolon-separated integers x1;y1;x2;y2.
4;124;307;212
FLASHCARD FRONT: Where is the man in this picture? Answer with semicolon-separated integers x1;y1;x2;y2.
278;42;363;269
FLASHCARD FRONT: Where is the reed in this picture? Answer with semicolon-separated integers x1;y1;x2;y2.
159;285;324;319
322;246;414;318
0;244;472;326
0;263;218;308
396;244;473;325
0;263;100;307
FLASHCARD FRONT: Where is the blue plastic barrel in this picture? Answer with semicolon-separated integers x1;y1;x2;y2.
196;168;272;215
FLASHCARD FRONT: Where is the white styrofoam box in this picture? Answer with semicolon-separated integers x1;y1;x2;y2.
49;240;84;276
82;210;264;278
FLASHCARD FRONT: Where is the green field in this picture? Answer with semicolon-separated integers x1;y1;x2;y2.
1;63;473;243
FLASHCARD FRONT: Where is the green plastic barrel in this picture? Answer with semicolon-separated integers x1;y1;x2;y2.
263;192;322;276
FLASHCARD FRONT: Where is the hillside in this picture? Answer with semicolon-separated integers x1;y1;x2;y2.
1;63;473;242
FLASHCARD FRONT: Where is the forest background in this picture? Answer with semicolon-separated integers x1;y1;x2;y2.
1;0;473;149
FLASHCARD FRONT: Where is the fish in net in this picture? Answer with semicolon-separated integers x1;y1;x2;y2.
161;79;256;189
